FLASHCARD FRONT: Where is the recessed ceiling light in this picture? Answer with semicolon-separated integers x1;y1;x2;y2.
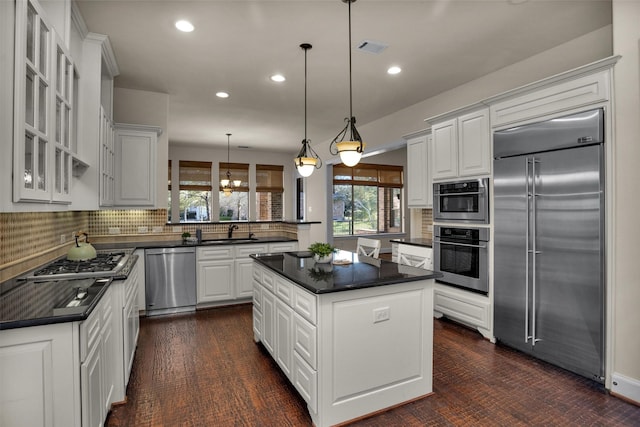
270;74;286;83
387;66;401;75
175;20;194;32
216;92;229;98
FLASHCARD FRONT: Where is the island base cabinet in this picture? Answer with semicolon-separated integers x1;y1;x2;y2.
315;285;433;427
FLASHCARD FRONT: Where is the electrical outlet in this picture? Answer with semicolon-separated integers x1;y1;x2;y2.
137;226;148;234
373;307;390;323
108;227;120;235
60;234;66;244
152;226;163;233
260;224;269;230
172;226;183;233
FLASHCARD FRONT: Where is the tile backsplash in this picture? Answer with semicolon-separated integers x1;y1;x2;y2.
0;209;297;282
422;208;433;240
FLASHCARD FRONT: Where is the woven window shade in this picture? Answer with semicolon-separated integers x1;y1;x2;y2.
179;160;212;191
219;162;249;192
256;164;284;192
333;163;402;187
168;160;172;190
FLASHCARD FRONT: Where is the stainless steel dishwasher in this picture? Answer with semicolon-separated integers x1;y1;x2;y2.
145;247;196;316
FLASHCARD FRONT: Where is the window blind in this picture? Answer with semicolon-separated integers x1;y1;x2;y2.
256;164;284;193
179;160;212;191
219;162;249;191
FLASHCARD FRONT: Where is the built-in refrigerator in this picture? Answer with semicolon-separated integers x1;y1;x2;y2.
493;108;605;383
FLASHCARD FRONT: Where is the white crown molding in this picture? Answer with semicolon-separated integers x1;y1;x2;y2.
85;32;120;77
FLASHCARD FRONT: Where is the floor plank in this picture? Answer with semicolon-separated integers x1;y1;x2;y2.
107;304;640;426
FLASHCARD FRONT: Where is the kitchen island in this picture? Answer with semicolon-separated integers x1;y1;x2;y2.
251;250;440;427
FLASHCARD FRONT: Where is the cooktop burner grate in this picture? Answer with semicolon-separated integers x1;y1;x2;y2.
27;252;129;280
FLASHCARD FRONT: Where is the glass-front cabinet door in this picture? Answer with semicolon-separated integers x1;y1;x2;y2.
13;0;74;204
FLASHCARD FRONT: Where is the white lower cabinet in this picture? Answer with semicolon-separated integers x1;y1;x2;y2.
275;299;294;379
433;283;491;340
261;287;276;355
197;258;234;302
0;322;79;427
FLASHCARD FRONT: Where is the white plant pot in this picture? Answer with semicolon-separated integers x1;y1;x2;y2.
313;253;333;264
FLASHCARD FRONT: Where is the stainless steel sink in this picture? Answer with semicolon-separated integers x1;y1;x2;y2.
201;237;259;245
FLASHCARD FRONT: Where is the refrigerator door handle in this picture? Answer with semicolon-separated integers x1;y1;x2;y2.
525;157;532;344
531;158;541;346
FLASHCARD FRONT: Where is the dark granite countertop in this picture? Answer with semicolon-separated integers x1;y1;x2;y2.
389;238;433;248
0;277;112;330
251;250;441;294
94;236;297;251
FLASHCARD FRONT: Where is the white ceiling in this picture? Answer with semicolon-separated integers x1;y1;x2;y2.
75;0;612;153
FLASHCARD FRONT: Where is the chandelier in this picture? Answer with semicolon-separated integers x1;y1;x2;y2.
220;133;241;197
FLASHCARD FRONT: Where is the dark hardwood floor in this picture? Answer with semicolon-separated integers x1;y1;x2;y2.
107;304;640;427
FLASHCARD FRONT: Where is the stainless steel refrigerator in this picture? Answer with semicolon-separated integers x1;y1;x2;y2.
493;108;605;383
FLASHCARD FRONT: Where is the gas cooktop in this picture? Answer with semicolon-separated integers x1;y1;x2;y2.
24;252;130;280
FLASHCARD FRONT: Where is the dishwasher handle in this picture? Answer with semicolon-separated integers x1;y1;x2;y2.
145;247;196;256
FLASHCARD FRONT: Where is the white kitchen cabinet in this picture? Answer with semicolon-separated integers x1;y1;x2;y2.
275;298;294;379
0;322;80;427
80;284;114;427
268;241;299;253
121;256;140;390
197;259;234;303
406;132;432;208
114;123;162;207
261;287;276;356
235;243;269;299
433;283;491;340
12;0;74;204
490;69;611;128
431;108;490;181
99;106;115;206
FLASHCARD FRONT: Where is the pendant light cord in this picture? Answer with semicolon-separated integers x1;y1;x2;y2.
304;45;308;142
348;0;353;125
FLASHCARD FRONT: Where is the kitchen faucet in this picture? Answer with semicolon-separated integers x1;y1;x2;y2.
248;222;255;239
228;224;239;238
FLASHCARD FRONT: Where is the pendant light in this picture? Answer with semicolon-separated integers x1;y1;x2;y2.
329;0;365;167
220;133;240;197
294;43;322;177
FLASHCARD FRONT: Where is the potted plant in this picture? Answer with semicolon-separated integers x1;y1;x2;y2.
182;232;191;244
308;242;336;263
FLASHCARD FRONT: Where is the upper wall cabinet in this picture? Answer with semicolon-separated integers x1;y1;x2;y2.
13;0;75;204
489;69;611;129
405;131;432;208
430;108;491;182
114;123;162;207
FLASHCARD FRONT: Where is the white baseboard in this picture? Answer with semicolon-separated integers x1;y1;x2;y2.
611;372;640;405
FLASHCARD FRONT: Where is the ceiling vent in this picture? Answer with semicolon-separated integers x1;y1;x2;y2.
356;40;388;55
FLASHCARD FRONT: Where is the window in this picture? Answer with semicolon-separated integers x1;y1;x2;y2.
256;165;284;221
179;160;212;222
219;162;249;221
332;163;403;236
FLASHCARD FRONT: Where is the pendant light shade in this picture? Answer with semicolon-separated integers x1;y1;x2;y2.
294;43;322;177
220;133;237;197
329;0;365;167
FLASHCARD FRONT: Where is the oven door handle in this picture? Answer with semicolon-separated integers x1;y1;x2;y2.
434;190;484;197
434;239;487;249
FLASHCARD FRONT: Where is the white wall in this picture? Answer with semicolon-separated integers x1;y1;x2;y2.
168;144;296;221
611;0;640;402
113;87;169;208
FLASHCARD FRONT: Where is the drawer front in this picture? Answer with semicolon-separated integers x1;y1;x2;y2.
294;313;317;369
252;306;262;341
268;242;298;253
253;280;262;310
293;351;317;412
252;263;262;282
293;286;317;325
235;244;269;259
80;308;102;362
197;246;234;260
262;269;275;292
275;276;293;305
